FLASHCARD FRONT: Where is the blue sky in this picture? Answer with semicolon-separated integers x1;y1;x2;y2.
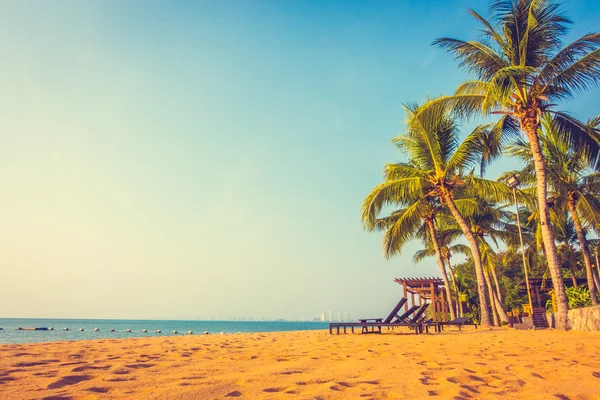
1;0;599;320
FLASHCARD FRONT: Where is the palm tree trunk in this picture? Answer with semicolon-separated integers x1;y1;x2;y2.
490;265;503;303
523;120;569;330
446;264;463;317
566;199;598;304
445;255;460;313
443;194;492;326
568;260;579;288
491;287;510;324
487;267;510;324
425;220;457;320
594;250;600;294
484;268;500;326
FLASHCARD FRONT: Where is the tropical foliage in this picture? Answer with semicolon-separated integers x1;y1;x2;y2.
362;0;600;330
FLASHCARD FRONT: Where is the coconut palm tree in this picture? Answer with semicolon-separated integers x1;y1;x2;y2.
412;221;471;319
364;102;512;327
423;0;600;330
361;194;458;320
439;202;515;325
507;115;600;304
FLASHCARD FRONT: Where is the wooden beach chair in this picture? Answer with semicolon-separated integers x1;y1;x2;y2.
437;316;478;331
358;297;408;324
409;303;430;323
358;297;408;334
391;305;420;323
404;303;430;333
328;299;424;336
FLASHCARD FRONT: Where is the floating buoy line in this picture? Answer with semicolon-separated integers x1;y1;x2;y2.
6;327;218;335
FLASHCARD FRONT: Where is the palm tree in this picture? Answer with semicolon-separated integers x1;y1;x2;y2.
412;220;471;319
425;0;600;330
507;115;600;304
439;202;515;325
361;194;458;320
365;102;511;327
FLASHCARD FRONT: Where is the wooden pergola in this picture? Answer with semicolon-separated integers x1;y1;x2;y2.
394;277;449;322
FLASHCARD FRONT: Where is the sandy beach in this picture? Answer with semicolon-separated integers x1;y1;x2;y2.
1;328;600;399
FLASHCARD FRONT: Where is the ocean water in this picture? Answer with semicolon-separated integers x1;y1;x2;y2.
0;318;329;344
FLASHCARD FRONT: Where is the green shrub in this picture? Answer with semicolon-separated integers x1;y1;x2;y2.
566;286;592;309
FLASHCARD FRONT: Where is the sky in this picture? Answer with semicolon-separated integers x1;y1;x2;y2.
1;0;600;321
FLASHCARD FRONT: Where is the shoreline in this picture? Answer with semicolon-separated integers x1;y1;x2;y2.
2;328;600;399
0;320;329;346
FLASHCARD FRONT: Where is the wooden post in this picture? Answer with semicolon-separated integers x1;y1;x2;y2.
441;289;447;322
430;282;436;322
402;282;408;312
411;292;416;308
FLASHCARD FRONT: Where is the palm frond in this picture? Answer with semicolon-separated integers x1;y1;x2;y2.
575;194;600;230
360;178;427;229
465;175;514;203
381;200;424;258
552;111;600;170
548;48;600;98
432;38;507;80
536;32;600;87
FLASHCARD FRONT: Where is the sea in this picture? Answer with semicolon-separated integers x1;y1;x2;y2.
0;318;330;345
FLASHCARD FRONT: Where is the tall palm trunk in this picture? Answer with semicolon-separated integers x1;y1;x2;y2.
486;264;510;324
490;265;503;303
594;251;600;294
568;258;579;288
523;120;569;330
445;254;460;315
484;269;500;326
567;198;598;305
446;263;462;317
425;220;457;320
443;194;492;326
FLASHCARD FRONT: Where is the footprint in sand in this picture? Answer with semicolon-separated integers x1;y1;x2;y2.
106;376;137;382
87;387;109;393
530;372;546;380
47;375;92;389
280;370;303;375
71;364;110;372
14;360;60;367
263;387;285;393
225;391;242;397
124;363;154;369
33;370;59;378
59;361;87;367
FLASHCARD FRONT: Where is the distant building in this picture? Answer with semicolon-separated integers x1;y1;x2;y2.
320;312;326;321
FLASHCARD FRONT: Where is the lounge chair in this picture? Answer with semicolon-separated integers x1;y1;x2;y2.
358;297;408;325
329;298;423;335
391;305;420;323
358;297;408;334
437;316;478;331
409;303;430;323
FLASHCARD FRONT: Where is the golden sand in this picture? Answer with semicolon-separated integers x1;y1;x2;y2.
1;327;600;399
